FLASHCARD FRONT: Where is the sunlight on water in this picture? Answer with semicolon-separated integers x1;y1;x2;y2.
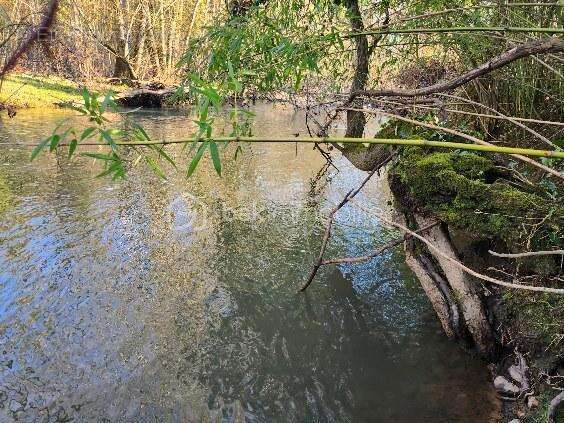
0;105;499;422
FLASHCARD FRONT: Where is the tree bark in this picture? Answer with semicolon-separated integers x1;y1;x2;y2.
343;0;369;138
113;0;136;80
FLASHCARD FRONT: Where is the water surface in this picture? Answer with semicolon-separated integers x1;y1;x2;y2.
0;105;499;422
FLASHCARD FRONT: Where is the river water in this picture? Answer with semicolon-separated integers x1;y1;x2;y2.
0;105;499;422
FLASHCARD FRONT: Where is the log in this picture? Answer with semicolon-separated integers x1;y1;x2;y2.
116;87;177;108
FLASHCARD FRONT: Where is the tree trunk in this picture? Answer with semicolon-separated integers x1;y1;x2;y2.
343;0;369;138
113;0;136;80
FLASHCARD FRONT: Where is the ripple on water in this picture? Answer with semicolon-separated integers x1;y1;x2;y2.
0;106;499;422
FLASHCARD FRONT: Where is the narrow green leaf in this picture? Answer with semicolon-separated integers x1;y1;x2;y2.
81;88;91;110
100;130;117;150
80;127;96;141
145;156;167;180
187;141;208;177
134;124;151;141
154;146;177;169
30;137;51;161
49;134;62;152
68;139;78;158
209;141;222;176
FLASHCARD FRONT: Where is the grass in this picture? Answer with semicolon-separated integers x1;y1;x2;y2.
0;73;127;108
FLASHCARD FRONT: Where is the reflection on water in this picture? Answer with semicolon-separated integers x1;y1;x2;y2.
0;106;498;422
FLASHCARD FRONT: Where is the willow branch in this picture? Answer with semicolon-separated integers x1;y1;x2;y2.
346;27;564;40
340;107;564;179
388;4;562;27
352;37;564;99
375;98;564;127
15;136;564;159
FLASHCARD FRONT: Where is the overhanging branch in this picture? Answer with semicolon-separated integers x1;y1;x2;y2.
352;37;564;99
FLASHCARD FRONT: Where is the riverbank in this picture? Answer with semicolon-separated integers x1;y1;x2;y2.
0;73;128;110
387;146;563;422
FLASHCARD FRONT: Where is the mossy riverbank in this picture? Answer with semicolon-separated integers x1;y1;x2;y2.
389;147;563;421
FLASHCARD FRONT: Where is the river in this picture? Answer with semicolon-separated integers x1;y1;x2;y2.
0;104;499;422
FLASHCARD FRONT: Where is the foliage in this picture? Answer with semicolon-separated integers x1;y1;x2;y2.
30;89;179;180
181;0;347;93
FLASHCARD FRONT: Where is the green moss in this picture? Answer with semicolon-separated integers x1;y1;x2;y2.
392;148;564;250
524;385;564;423
503;290;564;359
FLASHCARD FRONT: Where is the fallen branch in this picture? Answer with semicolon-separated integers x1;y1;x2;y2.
351;202;564;294
489;249;564;258
351;37;564;99
321;221;439;265
299;161;388;293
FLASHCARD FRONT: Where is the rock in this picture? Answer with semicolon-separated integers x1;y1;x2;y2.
527;396;539;409
508;365;523;384
517;409;526;418
493;376;520;395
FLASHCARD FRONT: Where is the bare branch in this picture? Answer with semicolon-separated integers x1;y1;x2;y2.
389;98;564;127
437;93;557;150
489;250;564;258
322;221;439;265
352;202;564;294
299;157;393;292
352;37;564;99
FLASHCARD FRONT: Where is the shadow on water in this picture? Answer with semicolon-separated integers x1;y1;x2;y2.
0;105;499;422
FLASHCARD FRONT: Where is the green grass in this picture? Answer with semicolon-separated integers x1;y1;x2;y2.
0;73;127;108
0;73;83;108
